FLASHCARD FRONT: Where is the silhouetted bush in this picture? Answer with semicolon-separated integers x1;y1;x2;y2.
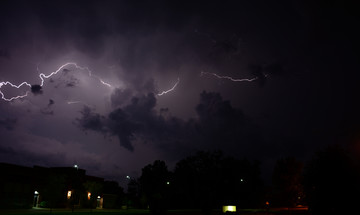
304;145;360;214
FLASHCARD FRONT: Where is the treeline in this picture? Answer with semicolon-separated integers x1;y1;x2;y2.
126;145;360;214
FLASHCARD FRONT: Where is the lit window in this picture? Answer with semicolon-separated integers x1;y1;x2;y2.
67;191;72;199
88;192;91;200
222;205;236;213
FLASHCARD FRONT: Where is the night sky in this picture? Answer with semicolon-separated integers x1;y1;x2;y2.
1;0;359;185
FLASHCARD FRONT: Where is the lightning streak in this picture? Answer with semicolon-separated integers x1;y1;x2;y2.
0;62;112;102
157;78;180;96
200;71;259;82
38;62;112;88
0;81;32;101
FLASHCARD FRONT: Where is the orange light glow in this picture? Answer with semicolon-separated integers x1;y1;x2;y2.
67;191;72;199
88;192;91;200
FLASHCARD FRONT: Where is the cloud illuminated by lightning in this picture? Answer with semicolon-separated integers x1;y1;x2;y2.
157;78;180;96
0;62;112;102
0;81;32;101
200;71;258;82
67;101;93;107
39;62;112;88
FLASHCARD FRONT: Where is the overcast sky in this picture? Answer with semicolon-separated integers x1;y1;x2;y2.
1;0;359;185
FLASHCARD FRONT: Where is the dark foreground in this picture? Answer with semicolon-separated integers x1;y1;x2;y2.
0;208;309;215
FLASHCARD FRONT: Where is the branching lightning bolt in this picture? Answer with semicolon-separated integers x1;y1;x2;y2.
38;62;112;88
200;71;259;82
157;78;180;96
0;62;112;102
0;81;32;101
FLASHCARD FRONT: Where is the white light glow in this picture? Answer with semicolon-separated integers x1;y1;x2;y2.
222;205;236;213
67;191;72;199
157;78;180;96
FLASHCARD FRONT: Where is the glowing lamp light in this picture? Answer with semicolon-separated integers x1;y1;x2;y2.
88;192;91;200
34;191;39;195
67;191;72;199
222;205;236;213
97;196;101;199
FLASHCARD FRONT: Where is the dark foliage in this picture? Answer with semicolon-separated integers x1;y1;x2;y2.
271;157;304;207
139;160;170;214
134;154;265;213
303;145;360;214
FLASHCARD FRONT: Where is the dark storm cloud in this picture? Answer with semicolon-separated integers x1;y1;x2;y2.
263;64;286;76
0;49;10;59
196;91;249;140
31;85;43;95
0;118;17;130
111;88;133;108
65;78;80;88
11;0;199;57
249;65;268;87
0;144;67;168
0;0;296;97
40;99;55;115
107;108;138;151
77;93;160;151
193;91;264;158
51;69;80;88
77;91;260;158
196;29;242;59
248;63;287;87
77;106;106;133
1;0;358;185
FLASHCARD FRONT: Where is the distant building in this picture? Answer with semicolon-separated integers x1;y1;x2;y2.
0;162;122;209
0;163;34;209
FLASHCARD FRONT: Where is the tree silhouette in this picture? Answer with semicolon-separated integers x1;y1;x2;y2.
139;160;170;214
173;151;264;211
127;179;140;208
304;145;360;214
271;157;304;207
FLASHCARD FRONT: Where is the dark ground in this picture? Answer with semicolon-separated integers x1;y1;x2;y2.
0;208;309;215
